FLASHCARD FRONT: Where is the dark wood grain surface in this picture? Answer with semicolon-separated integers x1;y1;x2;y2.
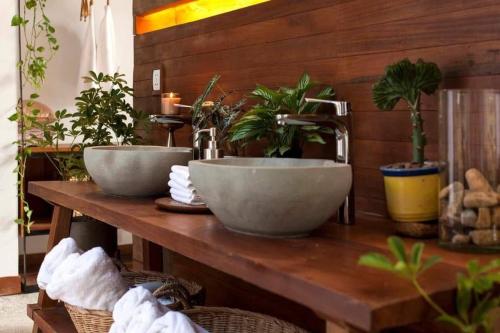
28;181;498;331
133;0;500;217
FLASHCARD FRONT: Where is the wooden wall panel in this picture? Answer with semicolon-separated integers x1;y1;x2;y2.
134;0;500;218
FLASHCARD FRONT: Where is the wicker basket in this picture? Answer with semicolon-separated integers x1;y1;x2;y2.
66;271;204;333
184;307;309;333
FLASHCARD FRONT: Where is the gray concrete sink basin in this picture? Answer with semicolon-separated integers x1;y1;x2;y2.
189;158;352;238
84;146;192;197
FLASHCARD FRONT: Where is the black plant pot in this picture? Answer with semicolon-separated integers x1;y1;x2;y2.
70;215;117;256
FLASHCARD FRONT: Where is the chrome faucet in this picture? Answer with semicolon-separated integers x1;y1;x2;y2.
276;98;354;225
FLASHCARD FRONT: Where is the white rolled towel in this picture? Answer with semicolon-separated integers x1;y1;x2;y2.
168;180;196;195
146;311;208;333
37;238;82;289
171;165;190;180
125;301;166;333
112;287;159;328
46;247;127;311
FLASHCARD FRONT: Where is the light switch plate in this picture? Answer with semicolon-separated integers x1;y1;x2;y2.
152;68;161;95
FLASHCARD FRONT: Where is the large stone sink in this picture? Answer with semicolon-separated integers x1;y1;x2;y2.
84;146;192;197
189;158;352;238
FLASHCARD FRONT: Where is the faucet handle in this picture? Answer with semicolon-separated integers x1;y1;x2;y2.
304;98;351;116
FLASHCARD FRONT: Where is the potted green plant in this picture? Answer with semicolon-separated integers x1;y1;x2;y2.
36;71;148;180
191;75;245;155
373;58;442;236
30;72;147;254
229;73;335;158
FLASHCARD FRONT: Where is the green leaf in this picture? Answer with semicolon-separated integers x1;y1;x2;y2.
387;236;407;263
420;255;441;274
410;242;424;267
296;73;311;91
358;253;395;272
8;113;18;121
11;15;23;26
305;133;326;144
456;273;471;322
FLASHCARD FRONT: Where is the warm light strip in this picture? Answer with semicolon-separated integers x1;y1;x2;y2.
136;0;270;35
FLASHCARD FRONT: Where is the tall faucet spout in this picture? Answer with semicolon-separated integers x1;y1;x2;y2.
275;99;355;225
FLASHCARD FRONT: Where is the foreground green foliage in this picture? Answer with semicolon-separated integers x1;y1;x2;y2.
359;237;500;333
372;59;442;165
229;73;335;157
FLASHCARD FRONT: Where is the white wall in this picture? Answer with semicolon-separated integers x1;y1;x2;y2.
0;0;20;277
20;0;134;254
29;0;135;114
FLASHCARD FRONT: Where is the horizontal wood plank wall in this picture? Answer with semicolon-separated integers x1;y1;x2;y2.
134;0;500;217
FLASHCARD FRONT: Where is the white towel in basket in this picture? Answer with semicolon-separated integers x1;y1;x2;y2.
46;247;127;311
146;311;208;333
125;301;166;333
37;238;82;289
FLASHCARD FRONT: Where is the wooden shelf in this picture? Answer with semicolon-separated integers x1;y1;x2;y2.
28;145;76;154
27;304;77;333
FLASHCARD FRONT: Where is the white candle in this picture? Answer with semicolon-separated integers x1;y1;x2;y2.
161;92;181;115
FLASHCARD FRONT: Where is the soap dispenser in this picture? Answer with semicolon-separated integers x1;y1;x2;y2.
198;127;224;160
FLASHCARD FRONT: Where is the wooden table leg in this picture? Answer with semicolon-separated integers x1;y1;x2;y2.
31;205;73;333
132;235;163;272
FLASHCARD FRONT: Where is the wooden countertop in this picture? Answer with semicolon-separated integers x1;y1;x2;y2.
28;181;497;332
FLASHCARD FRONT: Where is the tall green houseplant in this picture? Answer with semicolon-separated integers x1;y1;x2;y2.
230;73;334;157
373;58;442;165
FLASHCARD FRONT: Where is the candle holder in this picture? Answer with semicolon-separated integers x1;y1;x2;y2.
161;92;181;115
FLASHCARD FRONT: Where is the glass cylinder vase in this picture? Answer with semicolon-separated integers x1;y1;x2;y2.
438;89;500;252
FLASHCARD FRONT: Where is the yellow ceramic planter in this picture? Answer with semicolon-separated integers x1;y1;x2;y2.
380;164;440;223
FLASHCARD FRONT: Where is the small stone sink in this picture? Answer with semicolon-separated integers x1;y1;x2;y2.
189;158;352;238
84;146;192;197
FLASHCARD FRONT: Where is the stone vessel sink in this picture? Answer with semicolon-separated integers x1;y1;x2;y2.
189;158;352;238
84;146;192;197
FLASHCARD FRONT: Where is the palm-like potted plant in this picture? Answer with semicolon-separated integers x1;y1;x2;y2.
229;73;335;158
373;59;442;236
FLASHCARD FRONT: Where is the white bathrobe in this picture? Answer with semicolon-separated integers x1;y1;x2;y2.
97;4;118;75
37;238;81;289
46;247;127;311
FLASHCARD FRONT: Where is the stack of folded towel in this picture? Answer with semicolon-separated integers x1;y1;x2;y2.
110;287;207;333
168;165;204;205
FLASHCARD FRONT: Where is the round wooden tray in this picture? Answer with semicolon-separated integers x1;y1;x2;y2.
155;197;211;214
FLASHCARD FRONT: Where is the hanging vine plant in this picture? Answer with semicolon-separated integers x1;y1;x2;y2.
10;0;59;232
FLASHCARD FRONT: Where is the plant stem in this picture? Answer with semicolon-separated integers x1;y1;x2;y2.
409;97;425;165
412;279;469;332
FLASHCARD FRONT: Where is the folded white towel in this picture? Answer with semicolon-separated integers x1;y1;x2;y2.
146;311;208;333
168;180;196;195
125;301;166;333
169;173;193;189
170;189;204;206
46;247;127;311
171;166;190;180
37;238;82;289
112;287;158;328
